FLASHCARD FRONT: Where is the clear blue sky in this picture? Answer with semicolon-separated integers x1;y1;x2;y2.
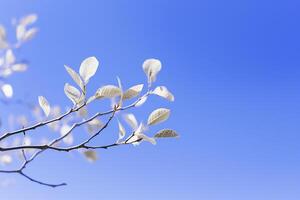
0;0;300;199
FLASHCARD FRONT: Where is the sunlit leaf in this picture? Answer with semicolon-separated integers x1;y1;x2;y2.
152;86;174;101
95;85;121;99
147;108;170;126
142;58;162;84
154;129;179;138
1;84;13;98
79;56;99;84
83;150;98;162
122;84;144;100
64;83;82;105
38;96;51;117
64;65;84;91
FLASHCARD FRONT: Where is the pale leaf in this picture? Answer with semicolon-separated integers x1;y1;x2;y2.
83;150;98;162
122;84;144;100
154;129;179;138
79;56;99;84
138;134;156;145
0;155;12;165
60;124;73;145
5;49;15;65
95;85;121;99
135;95;147;107
23;28;38;42
0;25;6;40
147;108;170;126
117;120;126;141
16;25;25;41
64;83;82;105
38;96;51;117
123;113;138;130
142;58;162;84
11;63;27;72
64;65;84;91
19;14;38;27
1;84;13;98
152;86;174;101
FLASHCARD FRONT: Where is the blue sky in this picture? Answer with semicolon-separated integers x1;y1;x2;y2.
0;0;300;199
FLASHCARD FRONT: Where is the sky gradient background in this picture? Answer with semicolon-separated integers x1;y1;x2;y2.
0;0;300;199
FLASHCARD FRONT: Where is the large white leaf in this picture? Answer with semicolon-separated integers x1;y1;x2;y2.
154;129;179;138
1;84;13;98
64;65;84;91
79;56;99;84
123;113;138;130
122;84;144;100
147;108;170;126
38;96;51;117
152;86;174;101
64;83;82;105
83;150;98;162
142;58;162;84
95;85;121;99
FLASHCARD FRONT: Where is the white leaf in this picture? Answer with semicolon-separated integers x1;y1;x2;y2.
86;118;103;134
16;25;26;41
19;14;38;27
0;155;12;165
23;28;38;42
60;124;73;145
1;84;13;98
64;83;82;105
122;84;144;100
152;86;174;101
64;65;84;91
11;63;27;72
83;150;98;162
142;58;162;84
154;129;179;138
5;49;15;65
38;96;51;117
87;95;96;104
95;85;121;99
0;25;6;40
138;134;156;145
147;108;170;126
123;113;138;130
117;120;126;141
79;56;99;84
135;95;147;107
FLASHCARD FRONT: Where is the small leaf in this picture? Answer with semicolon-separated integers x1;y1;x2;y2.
16;25;26;41
123;113;138;130
122;84;144;100
83;150;98;162
11;63;27;72
138;134;156;145
38;96;51;117
64;83;82;105
1;84;13;98
5;49;15;65
142;58;162;84
60;124;74;145
95;85;121;99
64;65;84;91
79;56;99;84
23;27;38;42
152;86;174;101
117;120;126;141
0;25;6;40
0;155;12;165
154;129;179;138
147;108;170;126
135;95;147;107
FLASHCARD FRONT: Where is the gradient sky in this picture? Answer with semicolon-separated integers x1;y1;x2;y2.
0;0;300;199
